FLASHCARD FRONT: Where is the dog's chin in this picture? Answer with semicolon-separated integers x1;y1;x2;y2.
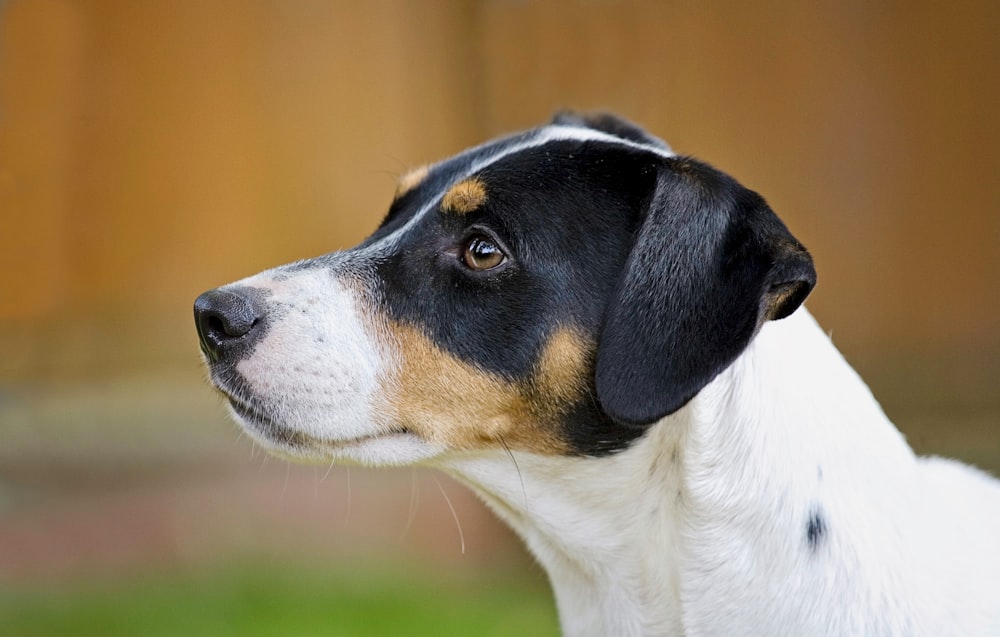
223;397;445;467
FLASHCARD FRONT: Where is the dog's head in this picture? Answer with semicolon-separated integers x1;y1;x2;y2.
194;113;815;464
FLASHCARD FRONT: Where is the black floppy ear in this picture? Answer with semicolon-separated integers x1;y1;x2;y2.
595;157;816;427
552;110;673;152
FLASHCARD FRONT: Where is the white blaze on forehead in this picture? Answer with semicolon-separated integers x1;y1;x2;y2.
366;125;676;255
231;267;388;444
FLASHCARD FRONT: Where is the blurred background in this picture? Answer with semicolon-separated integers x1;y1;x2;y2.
1;1;998;635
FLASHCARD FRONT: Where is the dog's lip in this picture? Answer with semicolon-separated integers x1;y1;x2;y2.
222;393;411;450
226;395;276;429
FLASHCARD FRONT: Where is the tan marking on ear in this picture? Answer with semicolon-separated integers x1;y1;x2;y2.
441;178;487;214
380;323;593;455
395;165;429;199
764;282;809;321
763;239;813;321
764;285;795;320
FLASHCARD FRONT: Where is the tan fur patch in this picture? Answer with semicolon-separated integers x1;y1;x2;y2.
441;178;487;214
763;239;811;320
534;328;592;406
379;323;593;455
394;165;429;199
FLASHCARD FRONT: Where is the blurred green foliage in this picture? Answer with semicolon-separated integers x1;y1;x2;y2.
0;560;559;637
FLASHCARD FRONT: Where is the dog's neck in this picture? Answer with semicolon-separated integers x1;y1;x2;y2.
443;416;690;635
439;309;912;636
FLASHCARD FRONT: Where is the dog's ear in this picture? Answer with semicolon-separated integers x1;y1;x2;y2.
595;157;815;427
552;110;672;152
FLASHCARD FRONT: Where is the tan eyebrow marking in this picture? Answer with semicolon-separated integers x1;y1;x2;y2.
394;165;430;199
441;178;487;215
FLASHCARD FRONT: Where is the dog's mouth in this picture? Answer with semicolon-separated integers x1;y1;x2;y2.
218;387;415;457
224;394;309;447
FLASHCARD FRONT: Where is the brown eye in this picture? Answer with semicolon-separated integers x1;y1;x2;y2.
462;235;506;271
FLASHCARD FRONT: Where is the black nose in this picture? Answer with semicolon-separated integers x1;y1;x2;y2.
194;287;266;362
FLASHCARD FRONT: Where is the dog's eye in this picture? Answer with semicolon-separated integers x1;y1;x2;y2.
462;235;506;271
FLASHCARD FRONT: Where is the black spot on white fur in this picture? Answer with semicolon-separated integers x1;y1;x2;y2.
806;507;826;551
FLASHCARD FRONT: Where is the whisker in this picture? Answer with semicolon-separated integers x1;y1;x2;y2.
321;458;337;483
280;461;290;500
255;441;270;471
399;467;420;540
433;477;466;555
247;435;260;461
343;466;353;529
499;435;530;514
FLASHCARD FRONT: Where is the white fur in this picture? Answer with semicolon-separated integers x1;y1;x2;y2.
365;124;675;256
226;266;449;465
439;309;1000;636
232;271;1000;634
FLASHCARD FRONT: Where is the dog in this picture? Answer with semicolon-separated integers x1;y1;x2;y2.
194;113;1000;636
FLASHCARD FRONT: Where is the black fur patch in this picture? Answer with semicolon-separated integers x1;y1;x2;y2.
594;157;815;426
367;139;660;454
293;115;814;456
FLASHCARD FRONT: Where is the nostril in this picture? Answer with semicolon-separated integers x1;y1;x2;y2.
206;314;225;338
194;287;266;361
205;313;236;340
204;304;255;339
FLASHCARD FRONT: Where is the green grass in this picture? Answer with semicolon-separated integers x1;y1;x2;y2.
0;560;559;637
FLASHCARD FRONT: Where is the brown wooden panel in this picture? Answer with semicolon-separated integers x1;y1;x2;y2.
0;0;482;378
1;0;997;386
478;0;1000;358
0;1;86;321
